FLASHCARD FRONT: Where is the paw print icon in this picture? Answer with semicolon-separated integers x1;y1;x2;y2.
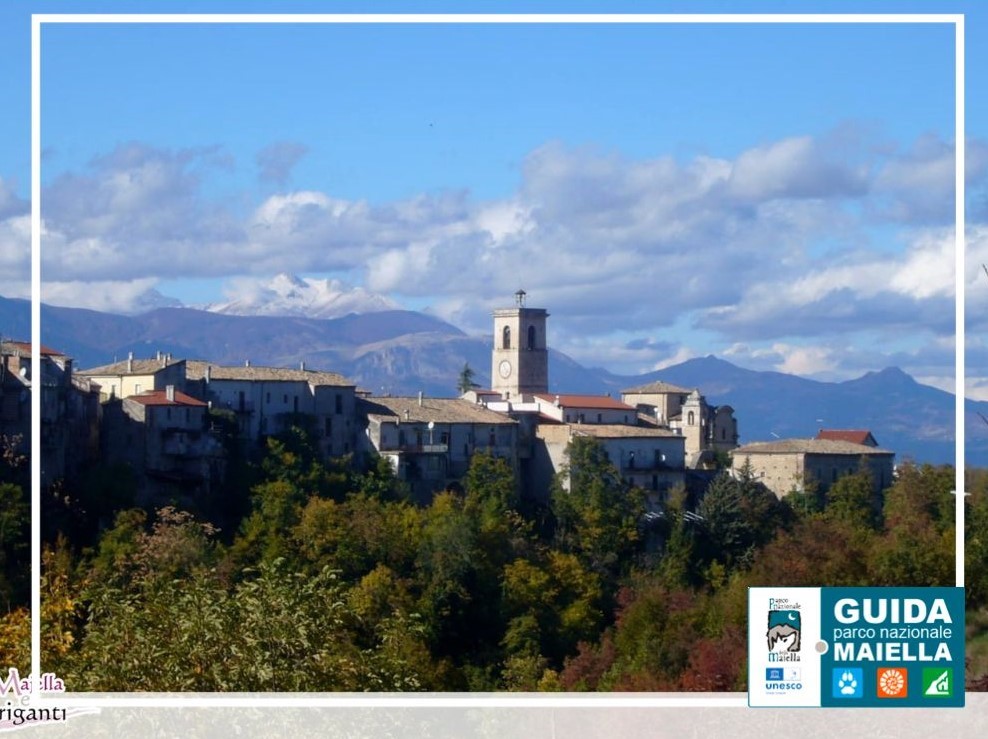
833;667;864;698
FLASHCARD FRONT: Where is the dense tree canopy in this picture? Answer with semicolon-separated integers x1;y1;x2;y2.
2;423;982;692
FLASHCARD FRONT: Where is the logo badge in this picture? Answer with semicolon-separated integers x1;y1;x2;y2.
876;667;908;698
923;668;953;698
766;668;784;681
767;609;801;652
832;667;863;698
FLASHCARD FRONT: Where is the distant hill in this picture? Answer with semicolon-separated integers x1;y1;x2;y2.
2;294;980;466
601;356;973;467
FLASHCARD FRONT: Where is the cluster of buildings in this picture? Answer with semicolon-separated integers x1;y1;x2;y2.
2;293;894;510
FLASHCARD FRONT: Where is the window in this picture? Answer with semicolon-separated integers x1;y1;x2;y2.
502;325;511;349
293;396;299;413
527;325;536;350
335;393;343;414
721;428;726;440
597;413;602;423
325;418;332;436
266;392;271;403
283;394;288;404
687;411;695;425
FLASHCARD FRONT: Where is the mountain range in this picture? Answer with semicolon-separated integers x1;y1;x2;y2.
2;293;982;467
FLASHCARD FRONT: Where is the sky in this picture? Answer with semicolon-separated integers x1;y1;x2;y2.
2;1;988;397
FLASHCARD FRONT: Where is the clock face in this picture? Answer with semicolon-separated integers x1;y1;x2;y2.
498;360;512;379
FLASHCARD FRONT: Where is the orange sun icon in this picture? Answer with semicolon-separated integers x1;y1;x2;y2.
877;667;908;698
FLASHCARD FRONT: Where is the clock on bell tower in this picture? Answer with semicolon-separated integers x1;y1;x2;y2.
491;290;549;399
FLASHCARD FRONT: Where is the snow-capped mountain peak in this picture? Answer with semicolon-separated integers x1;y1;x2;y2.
203;273;399;319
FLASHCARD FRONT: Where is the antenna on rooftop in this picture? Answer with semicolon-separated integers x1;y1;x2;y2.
515;289;527;307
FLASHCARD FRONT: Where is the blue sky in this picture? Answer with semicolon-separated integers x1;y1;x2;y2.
2;1;987;396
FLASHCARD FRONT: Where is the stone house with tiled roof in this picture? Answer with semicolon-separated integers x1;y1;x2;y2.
532;422;686;503
816;429;879;447
621;382;738;468
359;395;518;502
730;438;895;500
184;360;358;459
1;340;100;487
77;352;185;402
532;393;638;425
102;384;223;504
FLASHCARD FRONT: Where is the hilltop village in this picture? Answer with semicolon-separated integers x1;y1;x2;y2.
1;291;894;510
3;295;977;696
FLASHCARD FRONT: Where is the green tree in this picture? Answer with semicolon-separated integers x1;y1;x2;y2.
551;436;646;582
824;461;881;529
696;463;790;576
501;551;603;672
0;482;29;610
457;363;478;394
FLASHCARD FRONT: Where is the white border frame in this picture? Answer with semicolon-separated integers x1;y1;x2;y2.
29;12;966;708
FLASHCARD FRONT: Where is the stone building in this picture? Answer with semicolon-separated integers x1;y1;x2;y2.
621;382;738;468
359;394;518;503
532;422;686;503
491;289;549;400
184;360;357;458
102;385;223;504
730;438;895;500
77;352;185;402
1;340;100;487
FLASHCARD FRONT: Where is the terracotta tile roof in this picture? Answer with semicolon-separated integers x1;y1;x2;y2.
534;394;635;411
816;429;877;446
734;438;893;456
129;389;206;407
2;341;66;357
621;380;692;395
570;424;683;439
361;396;517;425
185;360;353;387
79;358;183;376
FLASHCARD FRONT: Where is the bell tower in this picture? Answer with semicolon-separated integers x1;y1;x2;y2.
491;290;549;399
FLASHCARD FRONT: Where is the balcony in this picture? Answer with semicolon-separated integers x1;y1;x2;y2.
397;443;448;454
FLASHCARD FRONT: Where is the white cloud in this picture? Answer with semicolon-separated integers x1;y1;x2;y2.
40;279;178;314
12;127;984;387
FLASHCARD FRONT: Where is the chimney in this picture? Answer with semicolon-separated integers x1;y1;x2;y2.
245;359;250;368
417;391;423;407
156;350;161;360
300;360;306;371
205;365;211;383
127;352;133;373
404;409;410;421
166;385;175;402
160;352;166;368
